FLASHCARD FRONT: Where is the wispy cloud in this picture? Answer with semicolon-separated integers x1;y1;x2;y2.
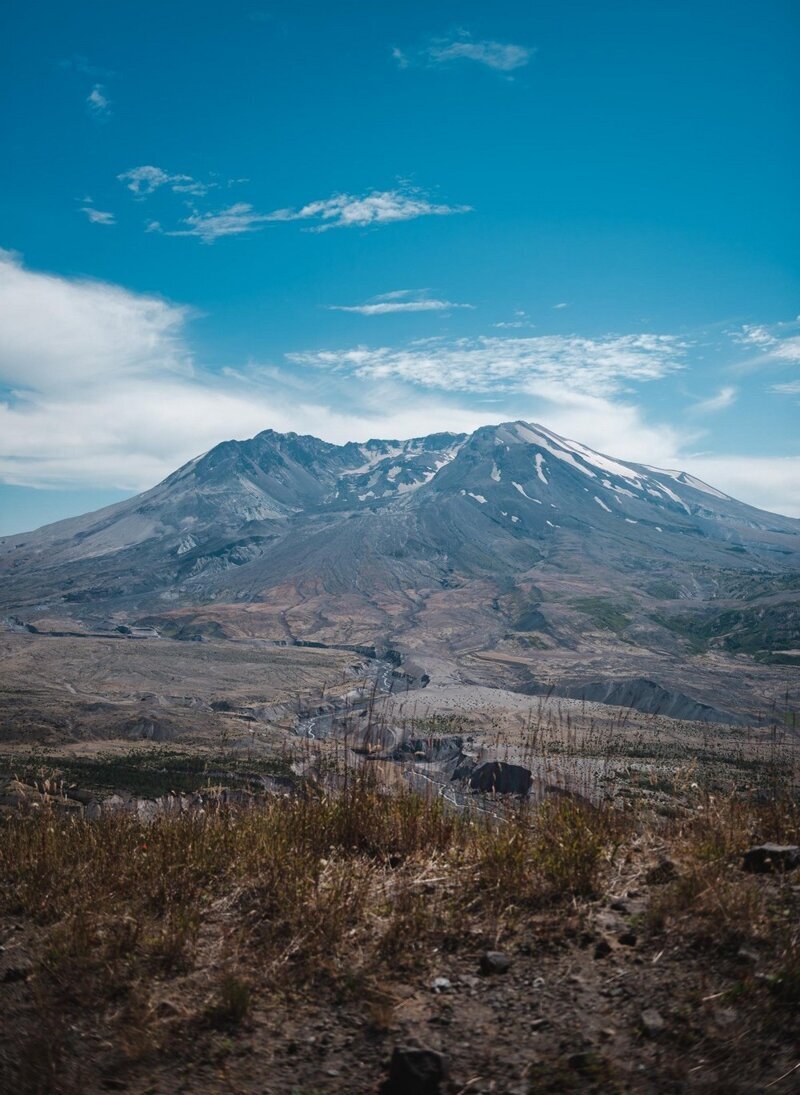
394;32;533;72
493;309;533;330
142;187;470;243
289;333;686;396
86;84;112;119
155;203;271;243
329;289;473;315
267;187;471;231
59;55;116;79
553;302;570;310
689;386;738;414
733;320;800;364
118;165;212;198
80;206;115;226
770;380;800;396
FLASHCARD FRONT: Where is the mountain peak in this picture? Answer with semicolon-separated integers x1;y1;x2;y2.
1;420;797;622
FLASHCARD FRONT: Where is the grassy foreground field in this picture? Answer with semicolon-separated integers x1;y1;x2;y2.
1;766;799;1094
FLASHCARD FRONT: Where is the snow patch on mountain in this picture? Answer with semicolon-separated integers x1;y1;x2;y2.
512;423;597;479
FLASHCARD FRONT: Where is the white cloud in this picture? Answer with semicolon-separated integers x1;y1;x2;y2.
157;203;272;243
81;207;115;226
553;302;570;310
0;252;481;491
0;249;190;393
267;188;471;231
494;309;533;330
86;84;111;119
396;33;532;72
144;187;470;242
329;289;472;315
682;455;800;518
289;333;687;396
734;321;800;364
118;165;211;198
689;385;738;414
771;380;800;396
1;251;797;518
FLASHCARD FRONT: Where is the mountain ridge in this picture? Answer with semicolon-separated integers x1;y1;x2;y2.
1;420;798;719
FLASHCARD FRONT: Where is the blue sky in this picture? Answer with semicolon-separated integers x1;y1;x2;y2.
1;0;798;533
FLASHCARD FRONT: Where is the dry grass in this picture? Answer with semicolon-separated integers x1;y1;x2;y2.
645;793;800;1002
1;771;798;1092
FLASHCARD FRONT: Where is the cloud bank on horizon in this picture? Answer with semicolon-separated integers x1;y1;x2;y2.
0;248;798;520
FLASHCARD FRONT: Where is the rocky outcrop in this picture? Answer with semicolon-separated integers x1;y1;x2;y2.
392;736;464;764
742;844;800;873
530;677;746;725
123;716;177;742
468;761;533;796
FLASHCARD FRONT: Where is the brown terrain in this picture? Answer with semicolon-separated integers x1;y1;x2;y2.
1;423;799;1092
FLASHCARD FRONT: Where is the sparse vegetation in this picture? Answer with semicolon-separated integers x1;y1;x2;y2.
0;747;295;799
570;596;632;635
1;764;798;1093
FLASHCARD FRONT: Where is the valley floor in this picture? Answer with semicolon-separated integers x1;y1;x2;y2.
1;629;799;1092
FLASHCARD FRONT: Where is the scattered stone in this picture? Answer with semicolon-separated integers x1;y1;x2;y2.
618;931;638;947
479;951;511;975
64;786;94;805
736;945;759;965
714;1007;738;1027
430;977;452;993
640;1008;665;1037
594;939;612;959
380;1047;449;1094
2;964;31;984
568;1051;599;1072
595;909;626;934
742;844;800;874
645;859;677;885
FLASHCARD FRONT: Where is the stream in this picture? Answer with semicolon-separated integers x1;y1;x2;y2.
295;657;425;741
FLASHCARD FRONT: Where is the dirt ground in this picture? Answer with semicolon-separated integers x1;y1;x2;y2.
3;850;799;1093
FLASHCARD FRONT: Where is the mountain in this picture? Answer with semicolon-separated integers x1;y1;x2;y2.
2;421;799;718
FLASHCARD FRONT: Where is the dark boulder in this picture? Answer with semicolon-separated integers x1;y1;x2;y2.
742;844;800;873
380;1046;449;1094
469;761;532;796
479;951;511;975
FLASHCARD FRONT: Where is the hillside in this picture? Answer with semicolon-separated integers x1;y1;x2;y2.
2;421;799;720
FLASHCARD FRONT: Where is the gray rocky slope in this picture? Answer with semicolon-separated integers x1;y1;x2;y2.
2;422;798;718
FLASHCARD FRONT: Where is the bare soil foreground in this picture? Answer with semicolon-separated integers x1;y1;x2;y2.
2;767;800;1094
1;629;799;1093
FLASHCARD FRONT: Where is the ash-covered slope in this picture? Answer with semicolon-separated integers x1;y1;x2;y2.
1;422;798;699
